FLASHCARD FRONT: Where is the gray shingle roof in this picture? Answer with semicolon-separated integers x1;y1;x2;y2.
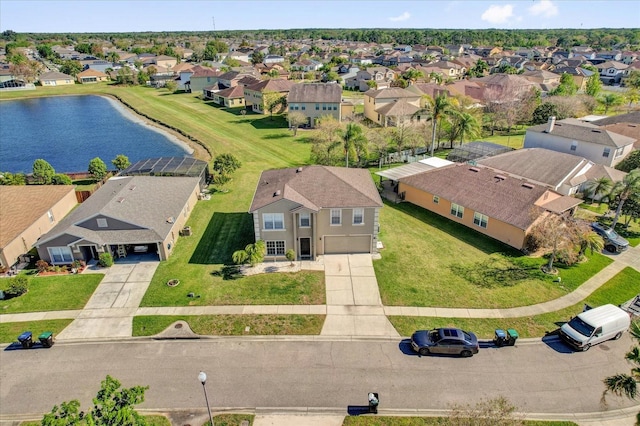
38;176;200;246
400;164;562;230
477;148;591;189
527;120;636;148
250;166;383;213
287;83;342;103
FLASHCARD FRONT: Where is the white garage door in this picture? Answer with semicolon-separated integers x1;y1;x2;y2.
324;235;371;254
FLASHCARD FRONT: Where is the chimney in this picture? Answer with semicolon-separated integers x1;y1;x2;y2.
546;116;556;133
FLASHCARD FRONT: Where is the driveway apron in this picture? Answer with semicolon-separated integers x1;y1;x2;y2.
55;261;158;340
321;254;399;337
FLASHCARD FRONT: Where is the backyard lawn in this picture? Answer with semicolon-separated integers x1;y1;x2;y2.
389;266;640;338
0;274;104;313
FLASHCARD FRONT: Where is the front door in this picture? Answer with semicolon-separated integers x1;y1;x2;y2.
300;238;311;259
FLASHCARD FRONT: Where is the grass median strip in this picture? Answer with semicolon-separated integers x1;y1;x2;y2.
389;267;640;339
0;319;73;344
133;314;325;336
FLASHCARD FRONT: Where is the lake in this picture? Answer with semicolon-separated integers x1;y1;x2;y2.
0;95;192;174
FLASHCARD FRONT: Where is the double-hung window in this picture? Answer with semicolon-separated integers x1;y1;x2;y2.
450;203;464;219
330;209;341;225
263;213;284;230
603;148;611;158
353;208;364;225
433;196;439;204
266;241;285;255
299;212;310;227
473;212;488;228
48;246;73;264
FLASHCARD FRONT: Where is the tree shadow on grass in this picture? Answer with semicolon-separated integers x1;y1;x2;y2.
189;212;254;265
262;133;291;140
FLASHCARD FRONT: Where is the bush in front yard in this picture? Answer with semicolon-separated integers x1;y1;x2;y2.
5;276;29;297
99;253;114;267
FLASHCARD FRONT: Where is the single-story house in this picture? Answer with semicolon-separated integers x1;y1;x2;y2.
398;163;582;250
39;71;74;86
0;185;77;269
249;165;383;259
76;68;109;84
35;176;201;263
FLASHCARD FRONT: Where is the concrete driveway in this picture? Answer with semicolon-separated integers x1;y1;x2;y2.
55;261;158;340
321;254;399;338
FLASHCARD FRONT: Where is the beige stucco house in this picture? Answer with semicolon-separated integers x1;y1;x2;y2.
0;185;77;269
39;71;74;86
35;176;200;263
398;163;581;250
287;83;342;128
243;79;294;114
249;166;383;260
363;87;422;127
76;68;109;84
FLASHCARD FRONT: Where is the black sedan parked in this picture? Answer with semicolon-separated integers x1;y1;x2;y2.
411;328;479;357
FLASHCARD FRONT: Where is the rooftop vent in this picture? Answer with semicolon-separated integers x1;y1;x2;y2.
166;217;175;224
296;167;303;173
274;190;281;197
129;185;136;191
469;167;480;172
591;129;602;133
522;183;534;189
495;174;506;181
117;197;125;203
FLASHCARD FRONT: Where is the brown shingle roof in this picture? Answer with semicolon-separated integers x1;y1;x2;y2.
287;83;342;103
0;185;76;247
375;98;420;116
364;87;420;99
249;166;383;212
216;85;245;98
400;164;555;230
245;78;294;93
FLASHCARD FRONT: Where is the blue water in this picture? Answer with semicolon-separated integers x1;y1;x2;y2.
0;95;191;173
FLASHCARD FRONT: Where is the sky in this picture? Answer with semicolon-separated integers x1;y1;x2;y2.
1;0;639;33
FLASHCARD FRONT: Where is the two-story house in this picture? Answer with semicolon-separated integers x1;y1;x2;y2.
249;165;383;259
345;67;396;91
287;82;342;127
363;87;422;127
524;117;636;167
596;61;629;85
243;79;294;114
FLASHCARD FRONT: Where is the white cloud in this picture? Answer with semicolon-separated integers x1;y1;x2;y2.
389;12;411;22
481;4;514;25
528;0;558;17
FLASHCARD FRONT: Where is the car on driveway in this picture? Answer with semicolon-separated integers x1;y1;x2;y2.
411;328;479;357
591;222;629;253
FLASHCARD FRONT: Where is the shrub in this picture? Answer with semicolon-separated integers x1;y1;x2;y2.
6;275;28;297
99;252;114;267
36;259;50;273
285;249;296;265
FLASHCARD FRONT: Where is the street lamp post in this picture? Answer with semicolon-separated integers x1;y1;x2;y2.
198;371;214;426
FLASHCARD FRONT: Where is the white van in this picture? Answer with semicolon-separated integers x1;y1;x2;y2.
560;304;631;351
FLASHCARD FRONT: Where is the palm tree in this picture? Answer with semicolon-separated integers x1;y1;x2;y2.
455;112;481;147
599;93;623;114
577;227;604;258
413;94;458;157
331;123;368;168
625;88;639;113
602;319;640;424
610;169;640;229
585;177;613;205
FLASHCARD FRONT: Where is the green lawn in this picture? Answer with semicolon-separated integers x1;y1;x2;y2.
342;418;576;426
0;319;73;344
390;267;640;339
21;414;170;426
133;314;325;336
375;201;612;309
0;274;103;313
206;414;255;426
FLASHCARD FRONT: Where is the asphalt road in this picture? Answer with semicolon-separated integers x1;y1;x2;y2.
1;336;638;419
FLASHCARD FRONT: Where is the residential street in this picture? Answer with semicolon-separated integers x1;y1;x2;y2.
1;336;638;421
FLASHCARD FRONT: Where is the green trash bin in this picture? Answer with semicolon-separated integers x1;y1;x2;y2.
506;328;518;346
38;331;54;348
